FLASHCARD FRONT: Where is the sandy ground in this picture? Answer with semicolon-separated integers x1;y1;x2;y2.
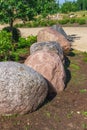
0;25;87;52
64;27;87;52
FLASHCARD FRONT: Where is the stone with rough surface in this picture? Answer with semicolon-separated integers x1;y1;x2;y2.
51;25;73;41
0;61;48;115
25;51;66;94
30;41;64;62
37;27;71;54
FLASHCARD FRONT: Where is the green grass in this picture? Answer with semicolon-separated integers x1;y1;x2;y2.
82;111;87;116
14;48;29;55
82;52;87;63
11;48;29;61
79;89;87;93
70;63;80;70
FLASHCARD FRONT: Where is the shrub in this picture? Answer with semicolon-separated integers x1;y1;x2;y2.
17;37;27;48
77;19;86;25
0;30;13;60
3;26;21;42
69;18;76;24
26;35;37;46
58;19;69;24
17;35;37;48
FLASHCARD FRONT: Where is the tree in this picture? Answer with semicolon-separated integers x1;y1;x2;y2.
0;0;59;26
0;0;37;42
77;0;87;10
60;1;78;13
0;0;36;28
35;0;59;17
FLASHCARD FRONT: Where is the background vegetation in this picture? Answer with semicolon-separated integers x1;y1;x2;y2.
0;0;87;61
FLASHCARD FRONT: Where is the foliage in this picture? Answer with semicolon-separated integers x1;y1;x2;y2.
60;1;78;13
77;0;87;10
0;0;36;27
0;30;37;61
35;0;59;17
17;35;37;48
0;0;36;43
10;48;29;61
0;31;13;60
58;19;69;24
69;18;76;24
0;0;59;27
82;52;87;62
77;18;86;25
3;26;21;42
70;63;80;70
15;15;87;27
15;19;59;28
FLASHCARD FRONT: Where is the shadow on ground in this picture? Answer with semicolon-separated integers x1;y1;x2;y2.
64;50;76;87
68;34;81;42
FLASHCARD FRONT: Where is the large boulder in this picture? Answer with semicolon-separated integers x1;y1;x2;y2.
24;51;66;94
30;41;64;62
0;61;48;115
37;27;71;54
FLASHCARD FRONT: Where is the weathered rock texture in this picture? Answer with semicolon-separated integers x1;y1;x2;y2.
30;41;64;62
25;51;66;94
37;27;71;54
51;25;73;41
0;61;48;115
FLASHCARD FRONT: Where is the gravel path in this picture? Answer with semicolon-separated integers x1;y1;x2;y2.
0;25;87;52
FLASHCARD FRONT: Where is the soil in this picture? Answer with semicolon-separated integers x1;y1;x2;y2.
0;50;87;130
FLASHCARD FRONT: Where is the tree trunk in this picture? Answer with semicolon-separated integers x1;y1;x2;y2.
9;18;14;43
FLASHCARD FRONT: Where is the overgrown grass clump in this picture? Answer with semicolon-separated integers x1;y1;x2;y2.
0;30;37;61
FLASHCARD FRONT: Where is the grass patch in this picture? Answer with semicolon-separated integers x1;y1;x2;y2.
82;52;87;63
70;63;80;70
11;48;29;61
79;89;87;93
82;111;87;116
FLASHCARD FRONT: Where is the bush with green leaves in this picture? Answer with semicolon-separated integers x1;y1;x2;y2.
77;18;86;25
0;30;13;60
17;35;37;48
3;26;21;42
58;19;69;25
15;19;59;28
69;18;76;24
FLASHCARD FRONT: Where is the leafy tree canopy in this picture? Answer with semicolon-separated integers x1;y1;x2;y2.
0;0;36;26
60;1;78;13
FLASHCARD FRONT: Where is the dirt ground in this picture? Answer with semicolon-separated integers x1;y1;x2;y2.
0;50;87;130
